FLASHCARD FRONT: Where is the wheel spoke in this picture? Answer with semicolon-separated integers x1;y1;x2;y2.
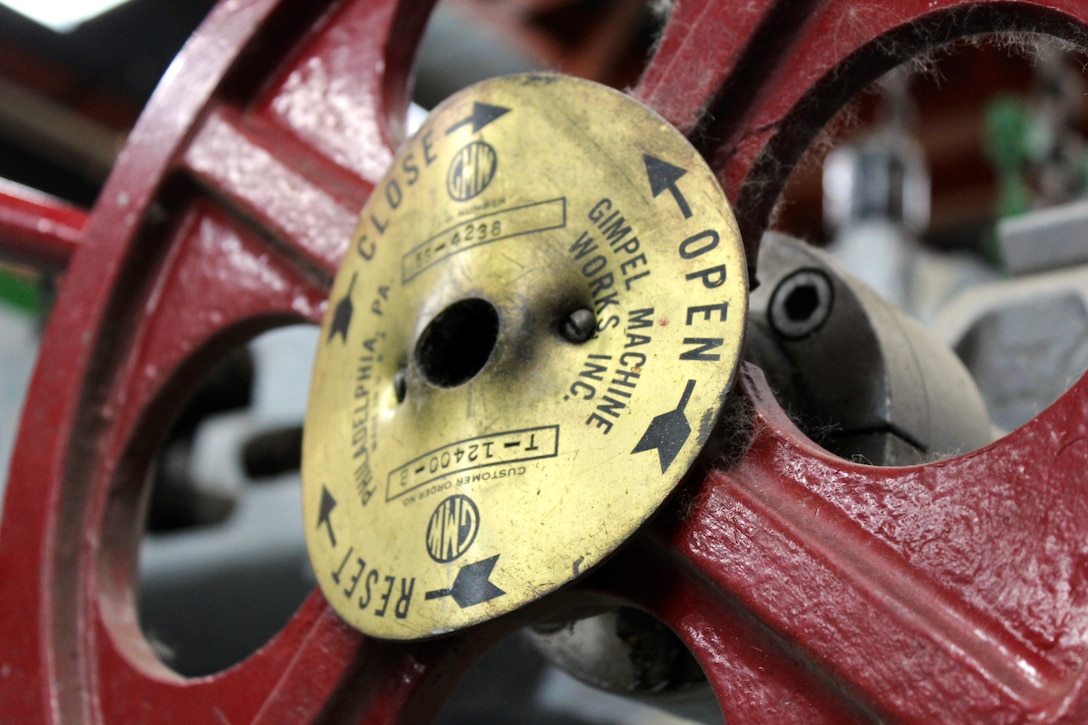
628;365;1088;721
94;587;477;725
247;595;481;725
182;108;367;280
180;0;441;280
88;204;326;487
255;0;438;183
308;632;495;725
593;536;873;722
249;597;364;725
0;179;85;271
91;593;350;724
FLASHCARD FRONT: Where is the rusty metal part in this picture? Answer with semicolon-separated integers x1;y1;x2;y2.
4;0;1088;723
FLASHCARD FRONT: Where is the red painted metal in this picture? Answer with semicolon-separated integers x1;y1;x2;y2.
0;179;84;271
4;0;1088;722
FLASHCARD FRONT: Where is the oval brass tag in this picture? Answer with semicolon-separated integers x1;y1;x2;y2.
302;74;747;639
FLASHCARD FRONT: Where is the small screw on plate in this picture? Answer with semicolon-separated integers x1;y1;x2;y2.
559;308;596;344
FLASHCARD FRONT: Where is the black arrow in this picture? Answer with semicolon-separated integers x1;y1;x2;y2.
446;102;511;135
317;486;338;547
327;273;357;343
632;379;696;473
424;555;505;608
643;154;692;219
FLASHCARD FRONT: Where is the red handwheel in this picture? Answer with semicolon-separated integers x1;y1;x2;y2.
4;0;1088;722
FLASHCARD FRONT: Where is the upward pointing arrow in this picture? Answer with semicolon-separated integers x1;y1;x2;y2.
446;102;511;135
643;154;692;219
317;486;338;547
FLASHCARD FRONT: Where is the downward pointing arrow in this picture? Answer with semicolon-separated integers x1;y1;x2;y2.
632;379;696;473
446;102;511;135
643;154;692;219
317;486;337;547
425;555;505;608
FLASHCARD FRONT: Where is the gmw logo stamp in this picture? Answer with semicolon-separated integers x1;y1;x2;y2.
426;494;481;563
447;141;497;201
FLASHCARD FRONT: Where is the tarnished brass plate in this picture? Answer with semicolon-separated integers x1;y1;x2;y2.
302;74;747;639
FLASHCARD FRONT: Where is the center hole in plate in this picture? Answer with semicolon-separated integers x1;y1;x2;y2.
415;297;500;387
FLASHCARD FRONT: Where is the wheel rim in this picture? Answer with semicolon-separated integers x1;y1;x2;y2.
3;0;1088;722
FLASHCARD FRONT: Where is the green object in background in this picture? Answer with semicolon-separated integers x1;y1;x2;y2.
982;92;1088;268
985;97;1031;171
0;266;40;316
984;96;1035;219
981;97;1038;267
